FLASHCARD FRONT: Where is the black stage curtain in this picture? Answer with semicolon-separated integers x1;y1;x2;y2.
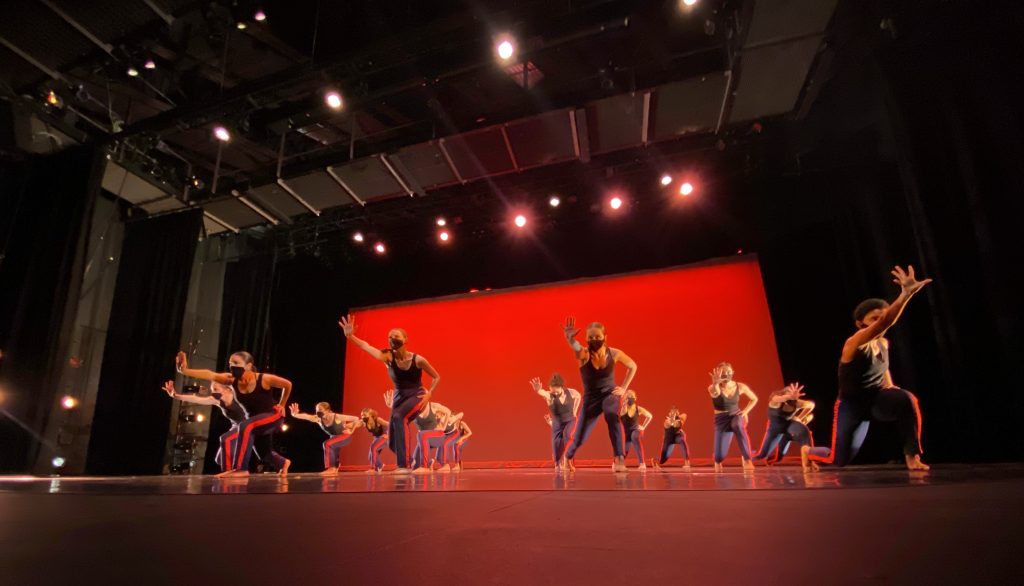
202;253;277;471
0;147;101;472
85;209;202;475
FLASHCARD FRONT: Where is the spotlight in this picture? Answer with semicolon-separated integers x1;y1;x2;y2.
281;423;289;431
496;38;515;61
436;217;447;227
374;242;386;254
236;21;248;30
126;66;139;77
213;126;231;142
324;90;343;110
352;232;365;243
679;182;694;196
61;396;78;409
45;90;61;107
196;413;205;423
191;176;205;189
254;9;267;22
609;196;623;210
514;214;527;228
682;0;698;6
51;456;66;469
660;175;673;186
439;230;450;242
549;196;561;207
144;59;156;70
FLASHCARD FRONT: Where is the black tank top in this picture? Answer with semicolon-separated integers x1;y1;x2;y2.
548;392;575;422
366;419;386;438
319;414;348;436
621;404;640;430
234;373;276;415
665;415;683;434
839;342;889;400
387;352;423;399
768;397;797;422
414;405;438;431
711;384;740;412
213;392;246;424
580;348;616;395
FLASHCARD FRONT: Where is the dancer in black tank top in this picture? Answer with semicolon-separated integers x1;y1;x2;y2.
161;380;249;473
619;390;653;470
804;265;932;471
176;350;293;478
339;315;441;475
360;408;390;473
288;402;363;475
752;383;828;471
653;407;691;470
560;318;638;473
531;373;581;471
707;362;758;472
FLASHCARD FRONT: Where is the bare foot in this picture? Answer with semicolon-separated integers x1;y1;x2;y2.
567;458;576;472
319;467;338;477
905;454;930;471
652;458;661;470
683;461;691;471
613;456;627;473
714;462;723;473
742;458;755;471
364;468;376;474
638;464;647;473
453;464;462;473
279;459;291;477
226;470;249;478
438;464;451;473
391;468;411;475
215;470;235;478
800;445;815;473
411;466;431;475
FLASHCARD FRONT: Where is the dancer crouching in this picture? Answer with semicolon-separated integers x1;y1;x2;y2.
288;402;362;476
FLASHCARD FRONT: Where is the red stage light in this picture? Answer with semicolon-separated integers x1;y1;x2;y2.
609;196;623;210
660;175;673;186
374;242;386;254
439;230;450;242
514;215;527;228
497;39;515;61
352;232;364;243
61;396;78;409
679;182;694;196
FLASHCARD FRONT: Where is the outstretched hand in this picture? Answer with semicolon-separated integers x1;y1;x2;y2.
785;383;805;400
708;366;725;385
529;377;544;392
338;314;356;337
288;403;300;417
892;265;932;296
162;380;176;397
563;316;580;342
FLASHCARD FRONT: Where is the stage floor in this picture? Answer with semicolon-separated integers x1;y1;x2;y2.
1;463;1022;494
2;465;1022;585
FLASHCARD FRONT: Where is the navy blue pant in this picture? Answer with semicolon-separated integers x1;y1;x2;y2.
659;428;690;465
713;412;752;463
566;392;625;459
411;429;446;468
811;388;923;466
323;432;353;469
623;428;646;465
233;410;285;471
437;430;461;466
551;416;576;465
756;418;826;462
388;390;428;469
368;435;387;471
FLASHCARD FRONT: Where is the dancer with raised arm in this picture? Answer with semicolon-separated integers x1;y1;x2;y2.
707;363;758;472
288;402;363;476
620;390;653;471
161;380;247;474
561;318;638;473
653;407;691;470
175;351;292;477
530;374;581;471
339;314;441;474
805;265;931;471
753;383;828;471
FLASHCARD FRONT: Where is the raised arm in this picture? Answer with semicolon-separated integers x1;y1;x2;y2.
161;380;219;406
562;317;587;361
638;407;654;431
707;366;726;397
430;402;453;424
338;314;388;362
530;377;551;401
287;403;320;423
738;383;758;417
842;266;931;361
458;422;472;442
613;349;638;391
416;355;441;393
262;373;292;409
175;352;232;384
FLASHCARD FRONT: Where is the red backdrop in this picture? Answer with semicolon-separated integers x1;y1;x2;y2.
341;257;783;466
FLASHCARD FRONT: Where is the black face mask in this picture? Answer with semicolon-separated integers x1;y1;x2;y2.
389;338;404;350
587;339;604;352
316;411;326;418
627;398;636;405
229;365;245;380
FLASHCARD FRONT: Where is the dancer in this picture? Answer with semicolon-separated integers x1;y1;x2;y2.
805;265;931;471
708;362;758;472
161;380;247;473
530;374;581;470
653;407;691;470
360;408;389;473
288;402;363;476
450;419;472;472
339;315;441;474
384;390;456;474
620;390;653;470
175;351;292;477
753;383;828;471
561;318;638;473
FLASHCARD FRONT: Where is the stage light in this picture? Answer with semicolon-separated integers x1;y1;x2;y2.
280;423;289;431
46;90;61;107
514;214;527;228
61;396;78;410
497;38;515;61
236;21;247;30
660;175;673;186
196;413;205;423
682;0;698;6
374;242;386;254
144;59;156;70
254;9;267;22
126;66;139;77
549;196;561;207
52;456;66;468
679;182;694;196
352;232;365;243
213;126;231;142
436;217;447;227
324;90;343;110
439;230;450;242
609;196;623;210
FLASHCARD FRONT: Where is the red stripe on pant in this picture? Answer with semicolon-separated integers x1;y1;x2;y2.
369;435;388;470
617;394;627;457
400;395;428;468
323;433;352;469
235;412;282;470
440;432;459;465
809;400;841;464
222;430;239;471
